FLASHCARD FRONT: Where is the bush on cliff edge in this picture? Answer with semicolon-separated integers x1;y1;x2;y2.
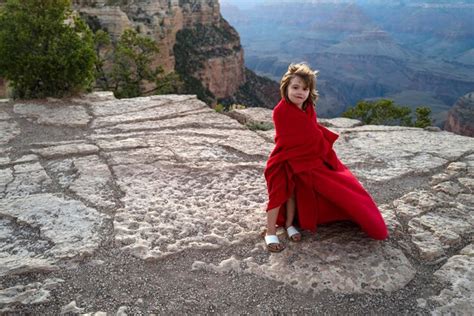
343;99;432;128
0;0;96;98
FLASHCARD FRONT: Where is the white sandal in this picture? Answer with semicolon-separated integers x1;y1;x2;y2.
264;235;284;252
286;226;301;242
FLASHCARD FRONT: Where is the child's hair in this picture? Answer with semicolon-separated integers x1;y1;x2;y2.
280;63;319;105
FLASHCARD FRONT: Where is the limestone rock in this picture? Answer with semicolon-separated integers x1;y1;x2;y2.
0;193;106;275
0;168;13;194
429;244;474;315
116;306;128;316
89;95;208;128
46;156;116;209
227;107;273;126
0;120;20;146
61;300;84;314
1;93;474;308
0;218;57;277
193;226;415;294
319;117;362;128
386;157;473;262
0;278;63;305
2;162;52;199
13;103;91;127
31;143;99;158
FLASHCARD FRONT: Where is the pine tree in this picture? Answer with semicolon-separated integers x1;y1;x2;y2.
0;0;96;98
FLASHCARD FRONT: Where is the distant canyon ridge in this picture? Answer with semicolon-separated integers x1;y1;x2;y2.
221;0;474;127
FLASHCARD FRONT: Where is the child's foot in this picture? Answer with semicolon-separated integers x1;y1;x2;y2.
286;225;302;242
264;234;284;252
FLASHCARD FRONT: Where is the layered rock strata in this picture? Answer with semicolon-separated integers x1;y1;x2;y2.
73;0;245;99
0;94;472;314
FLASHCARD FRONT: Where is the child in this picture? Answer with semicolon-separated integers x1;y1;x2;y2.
263;63;388;252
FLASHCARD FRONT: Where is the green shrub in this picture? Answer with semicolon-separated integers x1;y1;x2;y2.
0;0;96;98
246;121;274;131
343;99;432;127
92;28;183;98
214;103;224;113
111;29;163;98
414;106;433;128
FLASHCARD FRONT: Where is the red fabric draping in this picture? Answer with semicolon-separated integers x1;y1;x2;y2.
264;99;388;240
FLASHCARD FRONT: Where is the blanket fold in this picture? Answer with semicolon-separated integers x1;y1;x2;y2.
264;99;388;240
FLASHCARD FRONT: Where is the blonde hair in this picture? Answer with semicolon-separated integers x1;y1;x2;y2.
280;63;319;108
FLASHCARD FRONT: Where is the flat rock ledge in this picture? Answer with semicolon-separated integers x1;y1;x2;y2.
0;93;472;314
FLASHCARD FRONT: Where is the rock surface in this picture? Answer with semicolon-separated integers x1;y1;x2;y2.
445;91;474;137
0;93;472;314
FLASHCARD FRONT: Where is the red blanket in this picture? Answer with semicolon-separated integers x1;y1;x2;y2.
264;99;388;240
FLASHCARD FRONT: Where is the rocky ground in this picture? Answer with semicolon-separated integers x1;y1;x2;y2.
0;93;472;315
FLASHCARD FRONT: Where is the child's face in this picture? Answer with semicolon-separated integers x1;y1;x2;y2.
287;76;310;108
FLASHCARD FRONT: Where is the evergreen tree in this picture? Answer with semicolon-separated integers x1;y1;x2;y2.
343;99;432;127
91;28;183;98
414;106;433;128
0;0;96;98
111;29;163;98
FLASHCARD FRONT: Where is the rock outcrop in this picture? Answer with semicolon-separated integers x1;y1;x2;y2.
73;0;246;100
445;92;474;137
0;93;472;314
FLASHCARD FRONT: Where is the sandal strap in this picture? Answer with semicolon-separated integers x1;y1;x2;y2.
286;226;300;238
264;235;280;245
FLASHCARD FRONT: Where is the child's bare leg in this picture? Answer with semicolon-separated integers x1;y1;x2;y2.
266;206;280;235
285;194;301;241
285;194;296;228
266;206;283;251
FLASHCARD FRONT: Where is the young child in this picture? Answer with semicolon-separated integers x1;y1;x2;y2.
263;63;388;252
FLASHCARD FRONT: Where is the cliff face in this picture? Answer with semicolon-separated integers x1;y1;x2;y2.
73;0;245;99
444;92;474;137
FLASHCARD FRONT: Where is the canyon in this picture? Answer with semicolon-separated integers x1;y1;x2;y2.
221;0;474;127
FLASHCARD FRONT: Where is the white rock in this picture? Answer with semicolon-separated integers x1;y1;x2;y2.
0;111;11;120
319;117;362;128
90;96;207;128
4;162;52;198
0;120;20;145
31;143;99;158
194;230;415;294
0;168;13;194
446;161;467;173
61;300;84;314
458;177;474;191
227;107;273;126
430;244;474;315
116;306;128;316
14;103;91;127
13;154;39;164
433;181;462;196
417;298;427;308
0;193;106;271
65;155;115;209
0;278;63;305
